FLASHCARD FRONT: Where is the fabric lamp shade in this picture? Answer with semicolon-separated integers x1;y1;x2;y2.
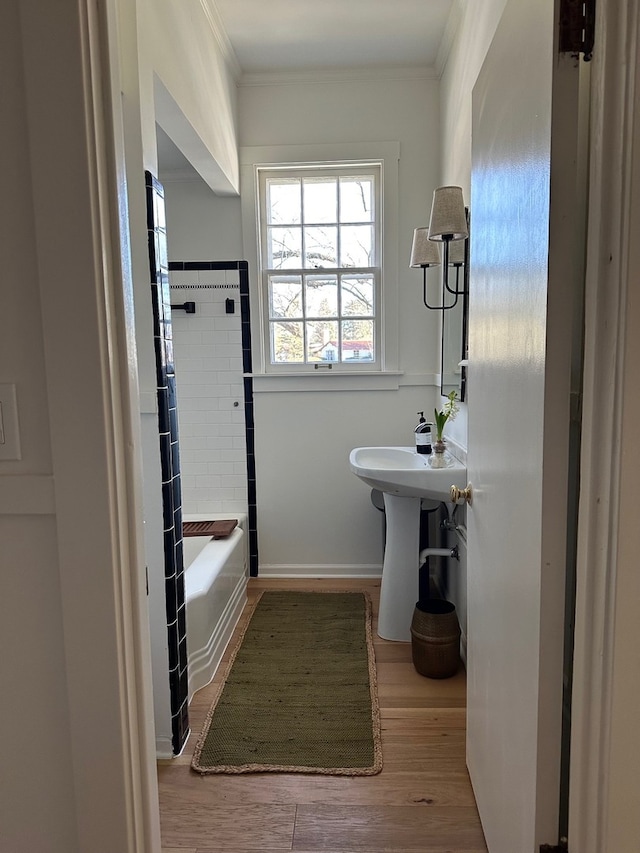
428;186;468;241
410;227;441;267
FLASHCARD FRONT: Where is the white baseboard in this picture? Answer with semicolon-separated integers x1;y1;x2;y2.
155;736;173;760
257;564;382;578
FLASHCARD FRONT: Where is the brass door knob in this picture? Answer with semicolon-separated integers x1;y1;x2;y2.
450;483;473;505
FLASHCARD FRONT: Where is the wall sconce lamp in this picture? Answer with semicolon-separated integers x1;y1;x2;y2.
410;227;442;309
410;185;468;310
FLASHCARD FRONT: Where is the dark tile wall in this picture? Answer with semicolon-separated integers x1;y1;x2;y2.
168;260;258;576
145;172;189;755
238;262;258;577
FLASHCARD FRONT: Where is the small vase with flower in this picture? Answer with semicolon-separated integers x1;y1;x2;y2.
429;391;459;469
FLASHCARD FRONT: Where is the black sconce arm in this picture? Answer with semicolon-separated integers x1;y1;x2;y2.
421;265;460;311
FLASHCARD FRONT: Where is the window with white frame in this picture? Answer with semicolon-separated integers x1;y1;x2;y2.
257;164;382;371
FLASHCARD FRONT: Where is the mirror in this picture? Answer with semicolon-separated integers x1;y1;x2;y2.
441;211;469;402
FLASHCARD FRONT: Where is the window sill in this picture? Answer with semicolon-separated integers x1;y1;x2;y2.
247;372;438;393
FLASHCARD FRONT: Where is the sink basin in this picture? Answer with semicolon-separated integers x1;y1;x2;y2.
349;446;466;500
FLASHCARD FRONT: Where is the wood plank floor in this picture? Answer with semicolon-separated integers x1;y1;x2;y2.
157;578;487;852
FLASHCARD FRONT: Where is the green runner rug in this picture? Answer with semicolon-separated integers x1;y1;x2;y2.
191;590;382;775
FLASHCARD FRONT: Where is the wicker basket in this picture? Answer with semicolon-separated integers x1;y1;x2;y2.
410;600;460;679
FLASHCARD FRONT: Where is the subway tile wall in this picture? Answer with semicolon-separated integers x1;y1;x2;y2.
169;261;257;576
169;268;248;515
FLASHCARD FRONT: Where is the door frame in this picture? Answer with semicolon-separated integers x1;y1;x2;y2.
21;0;162;849
569;0;640;849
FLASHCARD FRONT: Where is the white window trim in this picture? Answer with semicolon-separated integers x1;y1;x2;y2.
240;142;400;391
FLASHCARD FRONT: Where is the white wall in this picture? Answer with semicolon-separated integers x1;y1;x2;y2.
140;0;240;194
439;0;509;193
436;0;509;452
1;32;78;831
163;178;243;260
238;73;443;572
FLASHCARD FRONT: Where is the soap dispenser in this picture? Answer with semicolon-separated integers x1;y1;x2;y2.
414;412;432;455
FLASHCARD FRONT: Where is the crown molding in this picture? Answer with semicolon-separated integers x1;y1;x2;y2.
239;64;438;88
434;0;465;79
199;0;242;81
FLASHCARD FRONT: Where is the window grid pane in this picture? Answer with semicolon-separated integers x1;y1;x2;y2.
340;225;374;267
341;275;375;317
270;320;305;363
342;319;374;362
261;166;380;368
302;178;337;224
268;226;302;269
339;176;374;223
305;275;338;318
269;275;303;319
306;320;339;363
304;226;337;269
267;178;301;225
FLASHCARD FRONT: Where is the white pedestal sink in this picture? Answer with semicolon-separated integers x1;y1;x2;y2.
349;446;467;641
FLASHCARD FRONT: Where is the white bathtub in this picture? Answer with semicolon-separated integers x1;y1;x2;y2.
183;514;248;700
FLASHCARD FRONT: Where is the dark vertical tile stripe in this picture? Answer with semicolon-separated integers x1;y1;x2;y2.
154;343;167;388
241;323;252;357
165;577;177;626
249;549;259;577
145;171;188;756
150;284;161;336
169;668;181;715
167;374;177;407
159;433;172;480
170;439;181;477
168;406;178;437
157;388;170;432
167;622;179;671
162;482;174;531
238;262;258;577
177;602;186;642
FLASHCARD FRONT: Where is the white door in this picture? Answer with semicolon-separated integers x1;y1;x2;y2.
465;0;583;850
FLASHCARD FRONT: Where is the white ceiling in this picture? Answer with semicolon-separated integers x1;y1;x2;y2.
157;0;457;177
212;0;456;74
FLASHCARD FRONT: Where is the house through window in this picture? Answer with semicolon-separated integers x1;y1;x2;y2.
257;164;381;370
